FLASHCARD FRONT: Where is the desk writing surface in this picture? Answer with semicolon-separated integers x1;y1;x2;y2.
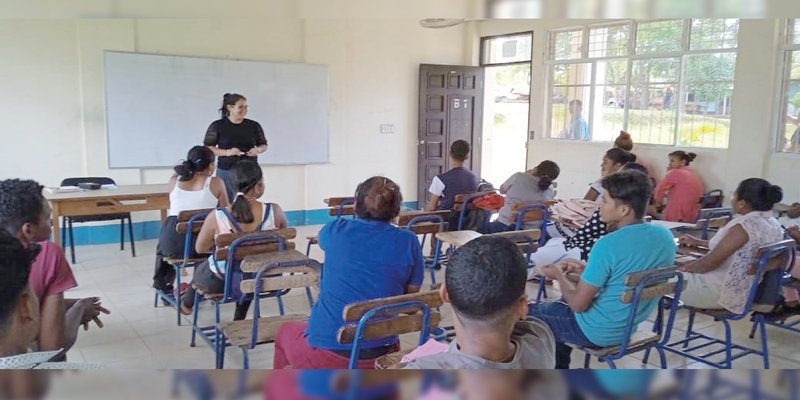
436;230;482;248
43;184;169;200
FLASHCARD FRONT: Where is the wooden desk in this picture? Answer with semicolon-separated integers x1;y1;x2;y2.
650;220;697;230
435;230;482;248
676;245;709;258
43;184;169;247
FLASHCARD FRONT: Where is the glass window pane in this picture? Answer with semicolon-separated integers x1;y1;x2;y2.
792;19;800;45
552;62;592;86
679;83;732;148
626;84;677;145
779;51;800;153
550;29;583;60
635;20;683;54
482;33;533;65
550;87;591;140
631;58;680;85
685;53;737;83
690;19;739;50
595;60;627;86
592;85;627;142
588;24;630;58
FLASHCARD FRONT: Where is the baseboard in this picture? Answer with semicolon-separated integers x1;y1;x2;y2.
60;201;419;246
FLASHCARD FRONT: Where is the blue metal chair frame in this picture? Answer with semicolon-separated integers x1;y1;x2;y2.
700;189;724;209
749;248;800;337
189;232;288;369
235;259;320;369
495;230;546;302
404;215;445;284
154;210;211;326
578;269;684;369
305;198;355;256
698;209;733;240
513;203;550;246
345;300;433;369
456;192;493;231
662;242;794;369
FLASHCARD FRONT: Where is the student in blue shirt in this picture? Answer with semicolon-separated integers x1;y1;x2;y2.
528;170;675;369
274;176;425;369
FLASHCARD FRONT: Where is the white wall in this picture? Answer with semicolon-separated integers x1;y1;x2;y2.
478;19;800;201
0;10;469;222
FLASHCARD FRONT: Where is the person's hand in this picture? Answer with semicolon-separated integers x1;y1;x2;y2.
540;264;563;280
678;234;702;247
787;226;800;243
76;297;110;331
678;261;697;273
246;147;259;157
559;258;586;275
227;147;244;157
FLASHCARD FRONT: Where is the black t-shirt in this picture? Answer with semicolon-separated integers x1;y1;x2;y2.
204;118;267;170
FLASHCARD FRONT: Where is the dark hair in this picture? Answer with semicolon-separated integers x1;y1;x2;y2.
449;140;471;162
445;236;526;321
230;159;263;224
174;146;215;181
669;151;697;165
614;131;634;151
219;93;246;119
734;178;783;212
0;179;46;237
601;171;652;218
354;176;402;221
622;162;648;175
568;99;583;108
605;148;636;166
0;231;39;334
533;160;560;191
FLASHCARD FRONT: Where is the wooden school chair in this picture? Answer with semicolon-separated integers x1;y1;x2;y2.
306;196;355;256
452;191;495;231
189;228;297;368
699;189;724;210
217;250;321;369
154;208;213;325
59;176;135;263
749;243;800;340
336;290;444;369
398;211;450;284
487;229;547;301
510;202;551;246
675;207;733;240
662;240;795;369
567;266;685;369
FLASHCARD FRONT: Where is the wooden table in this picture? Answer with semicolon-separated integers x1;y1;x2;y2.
43;184;169;247
435;230;482;248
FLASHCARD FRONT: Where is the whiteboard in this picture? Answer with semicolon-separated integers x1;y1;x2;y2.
104;51;329;168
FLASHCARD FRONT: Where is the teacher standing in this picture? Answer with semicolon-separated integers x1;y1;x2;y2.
204;93;268;200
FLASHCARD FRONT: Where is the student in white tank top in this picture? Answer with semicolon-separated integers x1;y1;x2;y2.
153;146;229;293
180;159;288;321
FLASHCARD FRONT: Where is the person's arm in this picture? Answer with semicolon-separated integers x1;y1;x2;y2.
680;224;748;274
653;170;676;204
204;121;243;157
425;195;441;212
167;175;178;192
271;204;289;229
425;176;445;211
246;122;269;157
540;264;599;312
405;236;425;294
195;212;219;254
499;174;516;195
583;187;600;202
210;177;230;208
38;293;67;359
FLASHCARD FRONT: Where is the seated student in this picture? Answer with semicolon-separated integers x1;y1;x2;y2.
153;146;229;293
614;131;656;183
425;140;480;228
179;159;287;320
274;176;424;369
678;178;784;313
482;161;560;234
0;232;44;365
778;203;800;229
583;148;636;203
403;236;556;369
529;171;675;369
654;151;704;222
0;179;108;361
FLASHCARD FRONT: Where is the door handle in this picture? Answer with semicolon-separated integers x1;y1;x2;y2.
419;140;425;144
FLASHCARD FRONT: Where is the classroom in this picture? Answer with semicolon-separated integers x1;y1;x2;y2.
2;0;800;396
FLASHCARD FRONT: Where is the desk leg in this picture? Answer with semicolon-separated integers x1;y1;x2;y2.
160;208;168;223
51;203;62;247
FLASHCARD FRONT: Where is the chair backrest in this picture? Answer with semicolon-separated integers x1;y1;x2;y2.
613;266;684;356
740;240;796;313
337;290;443;368
453;191;496;230
396;210;450;227
60;177;116;186
486;229;541;257
240;259;321;295
325;197;356;217
402;214;445;236
696;209;733;240
175;208;214;234
700;189;724;209
213;228;298;262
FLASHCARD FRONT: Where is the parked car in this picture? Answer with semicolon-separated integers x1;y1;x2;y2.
495;87;530;102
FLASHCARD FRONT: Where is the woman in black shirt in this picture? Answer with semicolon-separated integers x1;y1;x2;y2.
204;93;268;199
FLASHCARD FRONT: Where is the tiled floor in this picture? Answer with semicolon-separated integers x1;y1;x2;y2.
64;224;800;370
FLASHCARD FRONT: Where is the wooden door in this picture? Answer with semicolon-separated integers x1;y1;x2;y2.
417;64;484;208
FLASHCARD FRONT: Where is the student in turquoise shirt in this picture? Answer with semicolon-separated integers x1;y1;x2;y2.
529;170;675;368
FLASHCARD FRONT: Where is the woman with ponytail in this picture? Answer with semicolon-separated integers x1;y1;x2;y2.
677;179;785;313
584;148;636;202
274;176;425;369
482;160;561;233
179;159;287;320
152;146;228;293
203;93;268;200
653;150;704;222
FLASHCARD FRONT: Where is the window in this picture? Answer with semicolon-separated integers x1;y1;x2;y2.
778;19;800;153
545;19;739;148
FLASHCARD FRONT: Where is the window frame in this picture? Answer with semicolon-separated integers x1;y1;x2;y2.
479;31;534;67
774;19;800;155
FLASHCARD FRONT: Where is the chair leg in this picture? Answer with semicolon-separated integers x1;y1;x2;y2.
657;346;668;369
68;219;76;264
723;319;733;369
758;316;770;369
215;303;225;369
606;359;616;369
190;292;201;347
120;218;125;250
429;269;436;285
305;241;312;257
60;217;66;251
749;319;759;339
154;292;159;308
683;310;696;349
242;347;249;369
305;287;314;308
583;353;591;369
276;292;285;316
175;266;182;326
642;348;652;366
128;217;136;257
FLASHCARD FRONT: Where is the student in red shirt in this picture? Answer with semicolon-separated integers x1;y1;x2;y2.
0;179;109;360
654;151;705;222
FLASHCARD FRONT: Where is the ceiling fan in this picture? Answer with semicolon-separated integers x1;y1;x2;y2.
418;18;470;29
